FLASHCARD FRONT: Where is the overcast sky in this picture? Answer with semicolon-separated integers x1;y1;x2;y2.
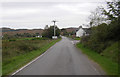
0;0;110;29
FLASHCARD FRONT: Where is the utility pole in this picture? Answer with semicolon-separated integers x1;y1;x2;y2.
52;20;57;36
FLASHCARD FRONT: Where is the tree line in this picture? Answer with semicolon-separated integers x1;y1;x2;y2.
81;0;120;53
3;26;61;40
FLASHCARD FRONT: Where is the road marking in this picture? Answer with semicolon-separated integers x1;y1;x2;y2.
88;62;100;75
11;46;53;76
90;65;99;74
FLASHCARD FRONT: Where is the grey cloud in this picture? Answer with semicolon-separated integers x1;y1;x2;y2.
0;0;108;29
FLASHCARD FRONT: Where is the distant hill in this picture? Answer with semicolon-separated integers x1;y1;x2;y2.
1;27;43;36
61;27;79;33
65;27;79;33
2;27;16;32
60;27;79;35
1;27;79;36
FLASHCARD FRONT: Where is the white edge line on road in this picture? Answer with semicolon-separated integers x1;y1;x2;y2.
11;46;53;75
87;60;101;75
90;64;100;75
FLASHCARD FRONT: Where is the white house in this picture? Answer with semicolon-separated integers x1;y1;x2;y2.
76;26;85;37
76;26;90;37
36;35;42;38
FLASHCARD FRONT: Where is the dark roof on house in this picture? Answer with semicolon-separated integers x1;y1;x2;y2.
82;28;91;34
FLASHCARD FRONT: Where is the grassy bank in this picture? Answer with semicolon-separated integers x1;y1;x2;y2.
2;38;61;75
101;42;118;62
76;43;118;75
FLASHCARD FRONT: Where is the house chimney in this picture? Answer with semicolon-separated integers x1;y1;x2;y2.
79;26;82;28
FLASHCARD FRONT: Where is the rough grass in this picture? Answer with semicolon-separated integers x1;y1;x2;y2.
76;43;118;75
3;37;48;42
68;36;81;40
101;42;118;62
2;38;61;75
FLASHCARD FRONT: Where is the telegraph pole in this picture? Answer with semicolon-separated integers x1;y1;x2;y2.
52;20;57;36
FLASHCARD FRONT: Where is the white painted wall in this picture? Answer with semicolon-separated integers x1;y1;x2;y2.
76;28;85;37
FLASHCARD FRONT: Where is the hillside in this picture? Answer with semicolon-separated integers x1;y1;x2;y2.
1;27;43;36
101;42;118;62
61;27;79;35
65;27;79;33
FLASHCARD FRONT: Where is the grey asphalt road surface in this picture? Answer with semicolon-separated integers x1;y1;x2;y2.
16;36;105;75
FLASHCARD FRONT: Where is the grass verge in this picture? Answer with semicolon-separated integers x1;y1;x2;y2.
73;37;81;40
76;43;118;75
2;38;61;75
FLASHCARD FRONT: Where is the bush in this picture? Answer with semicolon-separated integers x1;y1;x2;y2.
81;23;117;53
9;39;16;41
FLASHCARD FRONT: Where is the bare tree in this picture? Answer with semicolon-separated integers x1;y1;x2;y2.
88;7;107;27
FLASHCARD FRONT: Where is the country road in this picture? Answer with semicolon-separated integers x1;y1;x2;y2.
15;36;105;75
